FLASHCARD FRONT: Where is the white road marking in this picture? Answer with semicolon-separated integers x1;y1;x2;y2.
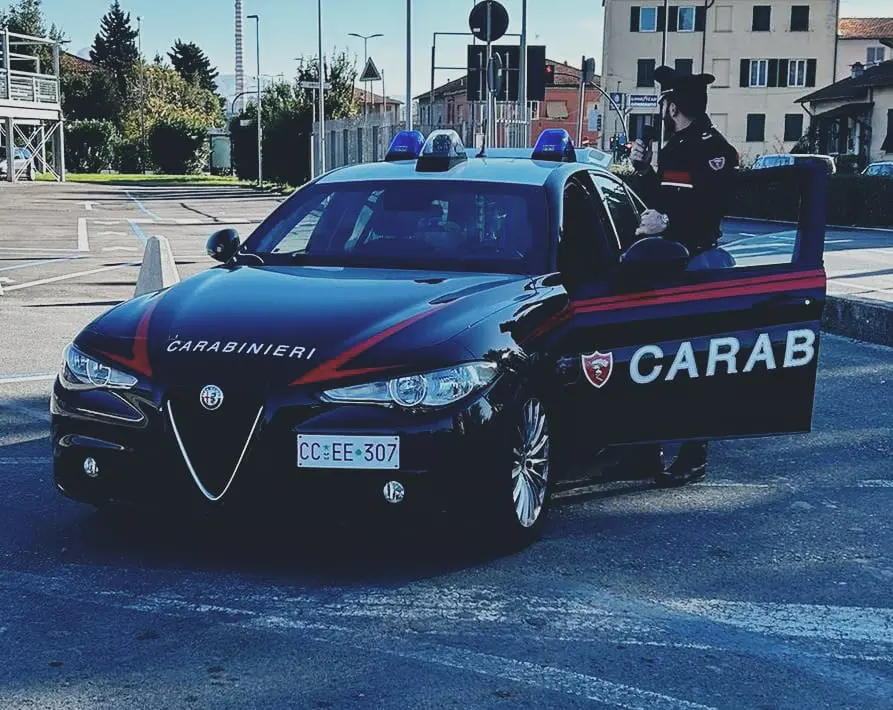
80;201;97;211
101;245;137;252
0;256;88;272
97;231;127;237
77;217;89;251
665;599;893;645
3;261;139;291
0;373;55;384
0;277;14;285
857;480;893;488
0;246;80;253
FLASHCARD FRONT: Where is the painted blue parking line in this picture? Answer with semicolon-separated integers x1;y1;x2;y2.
124;189;161;221
127;219;149;245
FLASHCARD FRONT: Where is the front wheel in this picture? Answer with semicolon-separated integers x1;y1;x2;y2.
477;394;556;551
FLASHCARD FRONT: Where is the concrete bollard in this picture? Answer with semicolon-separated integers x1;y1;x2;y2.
134;235;180;297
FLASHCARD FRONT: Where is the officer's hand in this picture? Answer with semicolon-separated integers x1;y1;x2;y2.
635;209;668;236
630;139;653;172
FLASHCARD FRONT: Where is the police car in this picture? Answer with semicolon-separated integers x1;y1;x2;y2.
51;128;828;549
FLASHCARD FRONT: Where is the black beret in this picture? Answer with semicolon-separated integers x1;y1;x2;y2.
654;65;715;102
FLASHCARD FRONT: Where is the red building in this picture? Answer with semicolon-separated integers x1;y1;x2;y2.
414;58;601;147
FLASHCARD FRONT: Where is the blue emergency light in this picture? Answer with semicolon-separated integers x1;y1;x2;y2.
532;128;576;162
415;129;468;171
384;130;425;162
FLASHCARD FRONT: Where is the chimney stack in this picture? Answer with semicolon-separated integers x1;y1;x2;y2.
235;0;245;113
851;61;864;79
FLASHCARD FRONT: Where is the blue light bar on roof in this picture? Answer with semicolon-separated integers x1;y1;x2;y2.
532;128;575;162
384;130;425;161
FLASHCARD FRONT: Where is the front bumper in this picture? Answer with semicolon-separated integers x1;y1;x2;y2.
50;377;512;521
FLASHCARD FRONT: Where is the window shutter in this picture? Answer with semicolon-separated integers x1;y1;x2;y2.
630;6;640;32
668;6;679;32
767;59;779;87
740;59;750;87
695;6;706;31
778;59;790;87
806;59;817;86
657;5;666;31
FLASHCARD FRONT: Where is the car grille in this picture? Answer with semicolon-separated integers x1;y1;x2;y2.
166;386;264;501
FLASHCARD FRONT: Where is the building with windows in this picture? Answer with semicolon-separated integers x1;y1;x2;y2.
414;59;600;148
797;59;893;166
599;0;840;163
836;17;893;78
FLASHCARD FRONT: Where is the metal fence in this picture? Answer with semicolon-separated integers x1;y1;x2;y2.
312;107;531;174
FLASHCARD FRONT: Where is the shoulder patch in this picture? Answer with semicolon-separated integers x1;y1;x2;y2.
708;156;726;171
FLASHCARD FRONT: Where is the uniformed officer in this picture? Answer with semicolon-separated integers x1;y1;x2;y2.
605;65;741;488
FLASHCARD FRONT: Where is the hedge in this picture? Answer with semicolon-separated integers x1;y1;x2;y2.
65;119;119;173
614;168;893;229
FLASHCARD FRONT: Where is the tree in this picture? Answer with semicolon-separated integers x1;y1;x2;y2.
168;39;218;93
90;0;139;100
294;49;359;120
60;63;122;122
0;0;67;70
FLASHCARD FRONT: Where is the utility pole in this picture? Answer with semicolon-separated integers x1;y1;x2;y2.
248;14;262;187
317;0;326;172
519;0;528;145
137;16;145;173
405;0;412;129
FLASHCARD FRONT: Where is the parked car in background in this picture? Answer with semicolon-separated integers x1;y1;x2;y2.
0;147;34;181
751;153;836;175
862;161;893;177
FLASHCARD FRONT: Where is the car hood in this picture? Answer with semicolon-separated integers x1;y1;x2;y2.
77;265;530;388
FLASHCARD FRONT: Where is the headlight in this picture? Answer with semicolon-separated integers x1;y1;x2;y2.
60;344;139;390
321;362;498;409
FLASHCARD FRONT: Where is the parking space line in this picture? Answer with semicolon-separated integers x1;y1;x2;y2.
0;255;89;273
127;219;149;245
4;261;139;291
77;217;89;251
0;373;56;384
124;189;161;221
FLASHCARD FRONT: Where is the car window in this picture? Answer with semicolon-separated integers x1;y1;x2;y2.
558;175;606;285
590;173;642;251
244;180;549;275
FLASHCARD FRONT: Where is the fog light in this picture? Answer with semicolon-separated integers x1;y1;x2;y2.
382;480;405;504
83;457;99;478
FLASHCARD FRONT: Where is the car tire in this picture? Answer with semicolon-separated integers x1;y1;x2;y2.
476;391;559;551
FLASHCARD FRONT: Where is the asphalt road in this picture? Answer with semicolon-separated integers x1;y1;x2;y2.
1;181;892;709
720;218;893;304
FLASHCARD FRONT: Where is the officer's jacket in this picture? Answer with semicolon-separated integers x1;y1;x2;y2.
631;116;740;254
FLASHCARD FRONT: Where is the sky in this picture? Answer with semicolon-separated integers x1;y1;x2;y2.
40;0;893;104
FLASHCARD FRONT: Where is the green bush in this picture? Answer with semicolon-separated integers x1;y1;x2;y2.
65;119;119;173
616;170;893;228
147;117;209;175
114;139;149;173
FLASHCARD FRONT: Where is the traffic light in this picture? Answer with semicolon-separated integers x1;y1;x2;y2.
544;64;555;86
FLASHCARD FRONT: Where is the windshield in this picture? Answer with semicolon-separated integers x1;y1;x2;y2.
241;179;549;274
866;163;893;176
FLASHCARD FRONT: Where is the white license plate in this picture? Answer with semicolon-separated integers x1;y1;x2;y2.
297;434;400;470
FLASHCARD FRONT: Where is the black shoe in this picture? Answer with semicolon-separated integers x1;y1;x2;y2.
653;462;707;488
653;442;707;488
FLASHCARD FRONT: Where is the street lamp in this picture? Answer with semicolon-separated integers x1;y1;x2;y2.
405;0;412;129
247;13;262;187
348;32;383;117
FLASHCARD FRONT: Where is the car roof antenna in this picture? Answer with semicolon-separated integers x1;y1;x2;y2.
476;124;487;158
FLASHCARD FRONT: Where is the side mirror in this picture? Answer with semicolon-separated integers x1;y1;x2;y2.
206;228;240;263
618;237;690;280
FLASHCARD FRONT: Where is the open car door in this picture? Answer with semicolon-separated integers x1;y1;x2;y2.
541;163;828;447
